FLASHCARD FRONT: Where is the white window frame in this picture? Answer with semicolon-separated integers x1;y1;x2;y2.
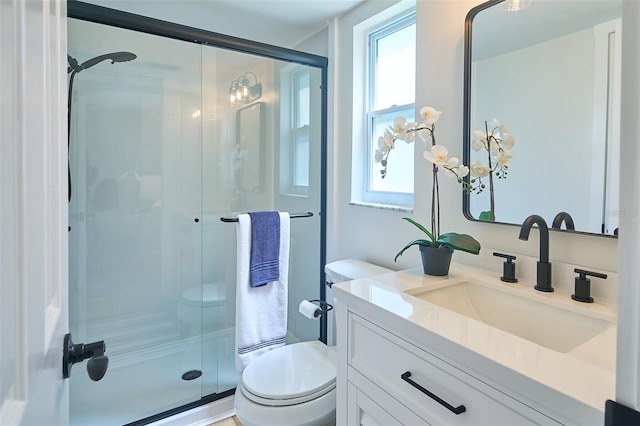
280;63;314;196
292;68;310;191
356;11;416;209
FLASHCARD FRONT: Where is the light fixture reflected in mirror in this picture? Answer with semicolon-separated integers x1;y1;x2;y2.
503;0;531;12
229;71;262;106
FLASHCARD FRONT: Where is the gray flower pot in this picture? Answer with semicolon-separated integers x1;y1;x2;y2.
419;245;453;276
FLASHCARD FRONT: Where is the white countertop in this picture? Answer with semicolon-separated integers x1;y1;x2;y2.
333;263;616;416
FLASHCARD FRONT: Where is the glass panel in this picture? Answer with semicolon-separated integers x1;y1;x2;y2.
373;21;416;110
68;19;203;425
205;51;323;352
279;66;324;343
295;70;310;127
69;13;325;424
369;108;415;194
294;129;310;187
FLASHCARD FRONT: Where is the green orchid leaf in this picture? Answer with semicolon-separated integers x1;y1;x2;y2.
394;238;434;262
479;211;493;221
401;217;435;242
436;232;481;255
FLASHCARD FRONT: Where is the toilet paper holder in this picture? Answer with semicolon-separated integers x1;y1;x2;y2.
309;299;333;315
300;299;333;319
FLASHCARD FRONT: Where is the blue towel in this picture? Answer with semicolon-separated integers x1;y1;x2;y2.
248;211;280;287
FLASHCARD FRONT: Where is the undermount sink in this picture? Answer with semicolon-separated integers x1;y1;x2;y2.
406;279;615;353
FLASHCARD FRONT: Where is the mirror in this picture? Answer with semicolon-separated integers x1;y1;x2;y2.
463;0;622;236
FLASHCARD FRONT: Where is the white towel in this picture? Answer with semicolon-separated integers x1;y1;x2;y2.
235;211;290;372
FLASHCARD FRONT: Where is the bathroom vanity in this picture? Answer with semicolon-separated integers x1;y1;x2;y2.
333;264;616;425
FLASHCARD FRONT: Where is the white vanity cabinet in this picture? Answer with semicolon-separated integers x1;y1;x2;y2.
339;311;559;425
333;267;614;425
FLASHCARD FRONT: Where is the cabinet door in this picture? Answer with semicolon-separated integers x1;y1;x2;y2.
347;379;428;426
349;314;560;425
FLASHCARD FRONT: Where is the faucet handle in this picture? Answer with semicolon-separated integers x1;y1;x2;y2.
493;252;518;283
572;268;608;303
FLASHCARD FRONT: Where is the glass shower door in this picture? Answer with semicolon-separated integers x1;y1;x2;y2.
68;19;206;425
68;8;326;424
201;47;325;356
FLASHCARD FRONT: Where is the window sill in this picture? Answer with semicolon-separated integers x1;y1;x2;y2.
349;201;413;213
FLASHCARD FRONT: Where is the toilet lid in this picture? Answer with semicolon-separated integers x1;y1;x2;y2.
181;283;226;306
242;341;336;404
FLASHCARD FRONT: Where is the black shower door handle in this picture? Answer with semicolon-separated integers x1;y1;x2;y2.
401;371;466;415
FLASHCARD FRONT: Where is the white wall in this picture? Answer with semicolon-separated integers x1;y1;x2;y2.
331;0;617;275
617;0;640;411
332;0;640;412
83;0;333;52
472;28;597;230
70;0;640;411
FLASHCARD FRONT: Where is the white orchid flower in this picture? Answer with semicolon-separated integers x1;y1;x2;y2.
374;149;384;163
470;161;490;178
392;116;408;132
492;118;508;135
379;128;394;150
442;157;470;179
500;148;513;159
392;116;412;141
496;156;510;168
471;130;487;151
420;107;442;125
403;130;416;143
501;135;515;149
418;127;433;141
423;145;449;167
489;138;500;154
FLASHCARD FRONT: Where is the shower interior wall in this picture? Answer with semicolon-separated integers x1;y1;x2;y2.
68;15;323;425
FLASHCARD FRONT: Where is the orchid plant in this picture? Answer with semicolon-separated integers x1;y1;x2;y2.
375;107;481;261
377;109;516;225
467;119;516;221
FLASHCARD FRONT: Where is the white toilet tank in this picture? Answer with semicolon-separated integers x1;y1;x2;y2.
324;259;393;346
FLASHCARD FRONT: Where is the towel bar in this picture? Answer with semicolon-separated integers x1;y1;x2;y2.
220;212;314;223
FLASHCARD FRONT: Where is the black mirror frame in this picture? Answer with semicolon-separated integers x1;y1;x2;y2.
462;0;506;224
461;0;617;238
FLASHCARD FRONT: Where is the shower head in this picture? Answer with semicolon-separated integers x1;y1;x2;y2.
80;51;137;70
67;55;81;74
67;51;136;203
67;52;137;74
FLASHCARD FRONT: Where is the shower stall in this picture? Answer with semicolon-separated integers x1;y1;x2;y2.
67;3;327;424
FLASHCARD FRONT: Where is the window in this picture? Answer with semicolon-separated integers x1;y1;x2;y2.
364;13;416;206
279;64;314;196
293;69;310;188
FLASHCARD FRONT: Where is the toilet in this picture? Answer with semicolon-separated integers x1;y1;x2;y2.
323;259;394;346
233;260;393;426
177;282;226;337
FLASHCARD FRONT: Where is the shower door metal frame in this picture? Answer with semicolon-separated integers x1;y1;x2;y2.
67;1;328;424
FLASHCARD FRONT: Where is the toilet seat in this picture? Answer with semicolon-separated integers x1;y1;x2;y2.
240;341;336;407
181;282;226;307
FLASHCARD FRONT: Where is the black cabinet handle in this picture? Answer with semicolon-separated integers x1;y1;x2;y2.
401;371;466;415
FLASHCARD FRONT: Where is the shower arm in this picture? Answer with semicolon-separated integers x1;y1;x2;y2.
66;52;137;205
67;70;78;203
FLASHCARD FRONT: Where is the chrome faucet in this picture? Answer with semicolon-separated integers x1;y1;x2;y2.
518;215;554;292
